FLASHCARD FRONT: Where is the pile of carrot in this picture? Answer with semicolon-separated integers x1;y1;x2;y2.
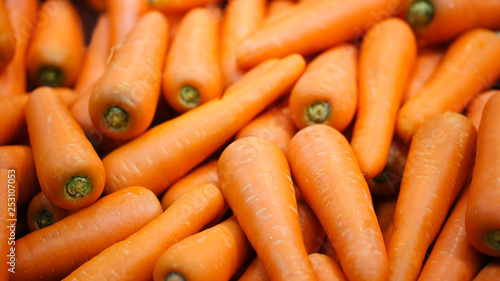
1;0;500;280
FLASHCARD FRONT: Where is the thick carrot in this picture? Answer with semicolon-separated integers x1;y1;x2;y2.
387;112;477;281
465;92;500;257
396;29;500;143
473;259;500;281
418;186;490;281
89;11;168;140
148;0;219;13
236;0;401;68
0;0;15;73
374;196;398;246
289;43;358;132
107;0;149;48
221;0;266;86
26;191;72;232
218;137;318;280
26;87;105;210
85;0;106;12
102;54;305;196
466;90;498;131
288;124;387;281
351;18;416;179
163;7;222;112
64;184;224;281
309;253;347;281
404;0;500;45
225;58;279;93
11;186;162;281
26;0;85;87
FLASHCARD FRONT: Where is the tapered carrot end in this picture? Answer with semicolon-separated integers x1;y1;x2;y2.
103;106;130;131
407;0;434;29
305;101;331;125
164;272;187;281
38;66;65;87
179;85;200;108
485;230;500;251
64;176;92;200
36;209;55;229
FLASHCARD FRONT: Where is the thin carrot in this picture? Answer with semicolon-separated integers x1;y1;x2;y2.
473;259;500;281
0;0;15;73
11;186;162;281
26;0;85;87
64;184;224;281
225;58;279;93
289;43;358;132
396;29;500;143
387;112;477;281
26;87;105;210
102;54;305;196
220;0;266;86
26;191;72;232
288;124;387;281
107;0;149;48
465;92;500;257
85;0;106;12
374;196;398;246
163;7;222;112
148;0;220;13
466;90;499;131
236;0;401;68
309;253;347;281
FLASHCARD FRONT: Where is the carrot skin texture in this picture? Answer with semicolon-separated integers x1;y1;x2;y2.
466;92;500;257
107;0;149;48
148;0;219;13
26;191;72;232
288;124;388;281
64;184;224;281
473;259;500;281
225;58;279;93
388;112;477;281
11;186;162;281
466;90;498;131
102;54;305;196
0;0;16;73
309;253;347;281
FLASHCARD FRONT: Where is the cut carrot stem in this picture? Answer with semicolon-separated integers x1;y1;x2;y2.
38;66;65;88
26;192;72;232
102;106;130;131
147;0;219;13
309;253;347;281
107;0;150;47
225;58;279;93
406;0;434;28
0;94;29;146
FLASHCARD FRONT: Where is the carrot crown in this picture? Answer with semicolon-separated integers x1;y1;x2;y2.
179;85;200;108
103;106;130;131
407;0;435;29
164;272;187;281
485;230;500;251
36;209;55;229
64;176;92;200
306;101;331;125
38;66;65;87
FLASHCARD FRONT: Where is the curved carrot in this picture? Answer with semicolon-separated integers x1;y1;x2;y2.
26;191;72;232
289;43;358;132
473;259;500;281
89;11;168;140
466;90;498;131
351;18;416;179
148;0;219;13
387;112;477;281
309;253;347;281
374;196;398;246
26;87;105;210
405;0;500;46
107;0;149;48
11;186;162;281
0;169;16;281
0;0;15;73
418;186;490;281
0;94;29;145
26;0;85;87
220;0;266;86
288;124;387;281
218;137;318;280
153;216;252;281
236;0;400;68
466;92;500;257
396;29;500;143
225;58;279;93
163;7;222;112
102;54;305;196
64;184;224;281
266;0;295;20
85;0;106;12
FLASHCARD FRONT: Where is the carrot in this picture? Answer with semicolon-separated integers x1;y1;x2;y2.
404;0;500;46
163;7;222;112
267;0;295;19
396;29;500;143
89;11;168;140
53;87;78;107
374;196;398;247
26;191;72;232
473;259;500;281
26;0;85;87
102;54;305;196
465;92;500;257
287;124;387;281
148;0;220;13
11;185;162;281
0;0;15;73
225;58;279;93
107;0;149;48
0;95;29;145
1;168;17;280
289;43;358;132
85;0;106;12
64;184;224;281
309;253;347;281
26;87;105;210
236;0;402;68
220;0;266;86
387;112;477;281
402;46;444;103
418;186;490;281
218;136;318;280
152;216;252;281
466;90;499;131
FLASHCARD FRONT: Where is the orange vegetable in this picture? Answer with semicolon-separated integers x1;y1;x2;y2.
26;191;72;232
466;90;498;131
473;259;500;281
0;0;16;73
107;0;149;48
147;0;219;13
309;253;347;281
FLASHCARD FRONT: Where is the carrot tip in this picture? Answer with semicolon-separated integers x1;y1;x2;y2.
179;85;200;108
103;106;130;131
407;0;434;29
164;272;187;281
36;209;55;229
305;101;331;125
64;176;92;200
38;66;65;87
485;230;500;250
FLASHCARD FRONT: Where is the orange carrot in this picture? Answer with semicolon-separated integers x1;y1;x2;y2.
89;11;168;140
219;137;318;280
288;124;387;281
26;87;105;210
473;259;500;281
396;29;500;143
374;196;398;246
267;0;295;18
466;92;500;257
318;237;340;265
85;0;106;12
102;54;305;196
53;87;78;107
466;89;499;131
26;0;85;87
11;186;162;281
148;0;219;13
236;0;401;68
221;0;266;86
153;216;252;281
107;0;149;48
64;184;224;281
0;95;29;145
0;0;15;73
309;253;347;281
163;7;222;112
387;112;477;281
289;43;358;132
225;58;279;93
26;191;72;232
